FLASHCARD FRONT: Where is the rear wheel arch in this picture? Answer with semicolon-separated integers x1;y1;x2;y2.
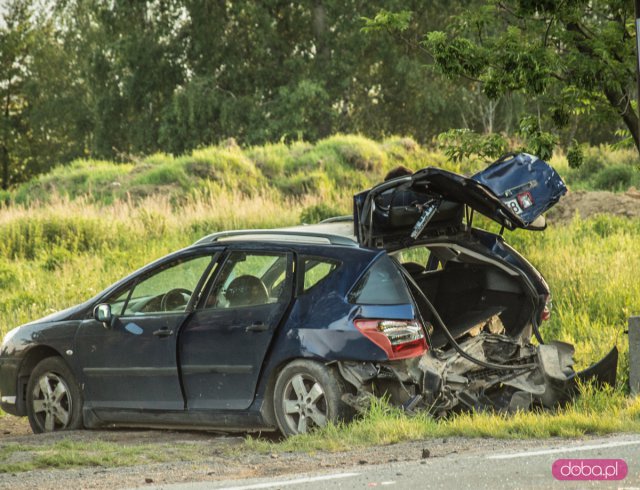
272;358;354;437
260;356;321;428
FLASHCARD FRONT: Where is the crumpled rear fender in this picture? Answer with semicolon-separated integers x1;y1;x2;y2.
339;334;619;416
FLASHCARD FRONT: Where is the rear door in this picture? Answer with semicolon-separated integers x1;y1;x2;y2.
179;249;294;410
355;153;566;248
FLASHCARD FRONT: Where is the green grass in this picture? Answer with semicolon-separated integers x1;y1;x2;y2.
506;215;640;384
0;135;516;207
0;190;318;329
1;210;635;376
3;137;639;208
247;384;640;454
0;439;212;473
4;138;639;208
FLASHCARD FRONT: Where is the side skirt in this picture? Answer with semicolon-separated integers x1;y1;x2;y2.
82;406;275;432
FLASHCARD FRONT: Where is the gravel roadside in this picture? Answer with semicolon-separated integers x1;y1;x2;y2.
0;414;606;490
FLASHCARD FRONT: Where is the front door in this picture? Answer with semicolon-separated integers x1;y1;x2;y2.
76;253;216;410
180;250;293;410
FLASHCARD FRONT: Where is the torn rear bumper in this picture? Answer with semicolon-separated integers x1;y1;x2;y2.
339;335;618;415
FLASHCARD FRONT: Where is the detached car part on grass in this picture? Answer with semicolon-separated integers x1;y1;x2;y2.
0;153;618;436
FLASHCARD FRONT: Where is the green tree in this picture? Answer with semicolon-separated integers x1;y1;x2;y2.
366;1;640;156
0;0;35;189
0;0;91;188
159;1;476;153
55;0;186;159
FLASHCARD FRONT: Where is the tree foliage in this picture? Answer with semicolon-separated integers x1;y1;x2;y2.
0;0;636;187
2;0;478;184
368;1;640;156
0;0;89;189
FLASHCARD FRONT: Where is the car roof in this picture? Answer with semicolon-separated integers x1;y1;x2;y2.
193;216;358;247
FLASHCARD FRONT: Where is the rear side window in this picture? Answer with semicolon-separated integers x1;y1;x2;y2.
349;255;412;305
302;257;340;293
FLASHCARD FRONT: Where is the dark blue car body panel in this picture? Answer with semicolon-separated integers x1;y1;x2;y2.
354;152;567;248
0;240;417;430
471;153;567;227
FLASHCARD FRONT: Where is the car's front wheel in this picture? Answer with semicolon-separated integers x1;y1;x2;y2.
273;360;352;437
26;357;83;434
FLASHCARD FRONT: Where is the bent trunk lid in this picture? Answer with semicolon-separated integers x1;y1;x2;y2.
355;153;567;248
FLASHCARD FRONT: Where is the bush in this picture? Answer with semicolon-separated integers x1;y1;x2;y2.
41;246;73;272
276;171;332;197
0;217;125;260
314;135;387;173
592;165;634;191
0;190;11;206
0;261;18;289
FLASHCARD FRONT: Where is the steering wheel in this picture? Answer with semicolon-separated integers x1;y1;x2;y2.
160;288;192;311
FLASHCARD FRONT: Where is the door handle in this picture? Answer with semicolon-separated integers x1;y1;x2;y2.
245;323;268;333
153;327;174;337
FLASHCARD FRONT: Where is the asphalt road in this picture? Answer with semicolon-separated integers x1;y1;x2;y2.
135;434;640;490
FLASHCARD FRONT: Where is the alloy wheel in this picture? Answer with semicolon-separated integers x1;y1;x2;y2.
281;373;327;434
31;372;73;432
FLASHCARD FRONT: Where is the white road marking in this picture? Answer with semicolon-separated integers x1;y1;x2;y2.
218;472;361;490
487;439;640;460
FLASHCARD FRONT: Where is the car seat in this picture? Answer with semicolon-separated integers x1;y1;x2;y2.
225;275;269;307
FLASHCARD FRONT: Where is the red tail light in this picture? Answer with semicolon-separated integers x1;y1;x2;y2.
354;319;428;360
540;294;552;321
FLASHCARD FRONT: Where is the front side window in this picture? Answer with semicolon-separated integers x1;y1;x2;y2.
109;255;214;316
205;252;291;308
349;255;412;305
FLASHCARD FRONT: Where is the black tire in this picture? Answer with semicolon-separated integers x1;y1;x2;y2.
273;360;353;437
26;357;83;434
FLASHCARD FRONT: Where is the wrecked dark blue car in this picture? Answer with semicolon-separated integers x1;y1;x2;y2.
0;154;617;436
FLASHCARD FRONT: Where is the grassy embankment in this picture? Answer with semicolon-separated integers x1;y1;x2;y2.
0;135;639;465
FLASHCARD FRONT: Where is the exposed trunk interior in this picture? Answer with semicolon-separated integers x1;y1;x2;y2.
344;243;617;416
401;255;535;349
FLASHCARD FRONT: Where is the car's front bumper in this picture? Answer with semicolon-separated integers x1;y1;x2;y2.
0;357;21;416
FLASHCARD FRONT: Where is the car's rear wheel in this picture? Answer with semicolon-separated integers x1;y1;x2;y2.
273;360;352;437
26;357;83;434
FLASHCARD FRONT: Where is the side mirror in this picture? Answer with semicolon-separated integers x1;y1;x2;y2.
93;304;112;328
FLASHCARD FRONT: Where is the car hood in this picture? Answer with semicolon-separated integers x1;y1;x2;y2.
354;153;567;248
20;301;91;327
